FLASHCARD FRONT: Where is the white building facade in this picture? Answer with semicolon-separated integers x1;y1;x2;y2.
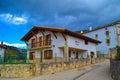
21;26;101;63
81;21;120;55
0;42;5;62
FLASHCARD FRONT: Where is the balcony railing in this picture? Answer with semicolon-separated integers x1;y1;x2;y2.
29;40;52;48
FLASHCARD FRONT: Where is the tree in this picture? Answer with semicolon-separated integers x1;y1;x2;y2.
115;46;120;60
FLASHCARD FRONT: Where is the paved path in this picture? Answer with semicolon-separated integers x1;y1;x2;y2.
0;60;112;80
77;60;112;80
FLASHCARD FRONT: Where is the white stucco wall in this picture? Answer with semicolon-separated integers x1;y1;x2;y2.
27;31;65;59
27;30;98;59
83;26;117;54
68;36;97;58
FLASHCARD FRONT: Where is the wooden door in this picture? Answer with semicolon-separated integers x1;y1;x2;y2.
76;52;79;59
69;50;71;58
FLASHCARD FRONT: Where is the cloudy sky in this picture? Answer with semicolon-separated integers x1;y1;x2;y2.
0;0;120;48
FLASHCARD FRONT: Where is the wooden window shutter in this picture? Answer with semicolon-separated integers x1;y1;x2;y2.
44;50;47;59
29;53;34;60
37;38;39;47
31;39;35;48
84;40;88;45
106;39;110;46
50;50;53;59
43;36;46;46
39;37;42;46
44;50;53;59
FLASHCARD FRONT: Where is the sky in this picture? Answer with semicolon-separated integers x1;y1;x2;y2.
0;0;120;48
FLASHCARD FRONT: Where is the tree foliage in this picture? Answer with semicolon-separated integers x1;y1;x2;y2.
115;46;120;60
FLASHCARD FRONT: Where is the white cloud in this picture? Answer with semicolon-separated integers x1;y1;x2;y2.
4;42;26;48
12;17;27;25
0;13;27;25
0;13;13;22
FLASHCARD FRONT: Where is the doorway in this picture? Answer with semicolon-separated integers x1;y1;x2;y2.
90;52;94;64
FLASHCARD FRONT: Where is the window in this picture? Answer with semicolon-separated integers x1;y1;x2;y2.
105;30;109;36
46;34;51;45
106;39;110;46
43;34;51;46
84;40;88;45
95;34;98;40
31;39;36;48
29;52;35;60
44;50;53;59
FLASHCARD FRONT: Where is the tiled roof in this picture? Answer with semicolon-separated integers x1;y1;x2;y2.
21;26;101;44
81;21;120;34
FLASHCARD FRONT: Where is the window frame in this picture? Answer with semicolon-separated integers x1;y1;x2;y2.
84;40;88;45
44;50;53;59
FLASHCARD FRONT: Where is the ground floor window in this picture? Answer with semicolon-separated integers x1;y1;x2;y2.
29;52;35;60
44;50;53;59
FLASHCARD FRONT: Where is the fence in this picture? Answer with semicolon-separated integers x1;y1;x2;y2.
0;56;27;64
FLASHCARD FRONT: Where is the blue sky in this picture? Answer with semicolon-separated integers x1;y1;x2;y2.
0;0;120;48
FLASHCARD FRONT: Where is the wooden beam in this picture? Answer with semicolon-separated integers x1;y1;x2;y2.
38;30;45;36
31;31;37;38
41;31;45;36
52;32;57;39
62;33;67;41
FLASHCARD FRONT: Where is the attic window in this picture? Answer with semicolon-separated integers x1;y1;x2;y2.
105;30;109;36
106;39;110;46
105;27;107;30
95;34;98;40
85;40;88;45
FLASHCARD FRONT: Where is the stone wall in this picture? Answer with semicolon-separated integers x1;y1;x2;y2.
0;58;105;78
110;59;120;80
0;64;32;77
38;58;105;75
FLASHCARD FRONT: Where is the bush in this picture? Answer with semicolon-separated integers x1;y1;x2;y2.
115;46;120;60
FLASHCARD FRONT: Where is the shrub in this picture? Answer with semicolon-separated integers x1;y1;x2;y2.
115;46;120;60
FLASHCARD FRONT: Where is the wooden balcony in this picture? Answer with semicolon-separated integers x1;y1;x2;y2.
28;40;52;50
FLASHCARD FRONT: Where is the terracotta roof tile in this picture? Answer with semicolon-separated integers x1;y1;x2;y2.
21;26;101;44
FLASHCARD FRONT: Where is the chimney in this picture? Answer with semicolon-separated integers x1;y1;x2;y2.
80;30;83;33
89;26;92;31
1;41;3;46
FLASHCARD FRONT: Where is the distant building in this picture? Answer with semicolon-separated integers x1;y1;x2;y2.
21;26;101;63
0;42;5;62
80;21;120;55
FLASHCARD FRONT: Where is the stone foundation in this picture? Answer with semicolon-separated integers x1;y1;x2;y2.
0;64;32;77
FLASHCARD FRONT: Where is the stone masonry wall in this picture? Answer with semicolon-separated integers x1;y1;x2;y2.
0;64;32;77
0;58;105;78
